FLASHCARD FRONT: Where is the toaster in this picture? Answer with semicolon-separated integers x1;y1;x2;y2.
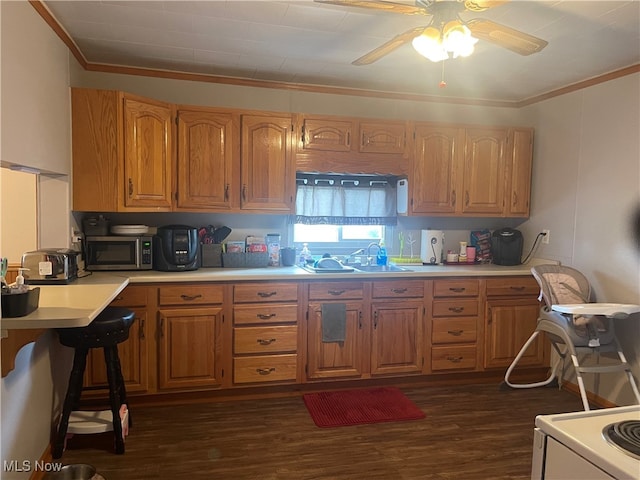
21;248;80;284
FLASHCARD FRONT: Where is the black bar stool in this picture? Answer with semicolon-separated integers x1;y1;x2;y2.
53;306;135;459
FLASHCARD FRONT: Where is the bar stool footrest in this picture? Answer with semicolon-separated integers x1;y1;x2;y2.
67;406;129;438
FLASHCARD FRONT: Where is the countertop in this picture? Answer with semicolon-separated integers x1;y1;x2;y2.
0;258;553;331
0;273;129;331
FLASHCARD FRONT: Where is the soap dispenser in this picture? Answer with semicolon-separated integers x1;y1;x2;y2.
376;239;388;266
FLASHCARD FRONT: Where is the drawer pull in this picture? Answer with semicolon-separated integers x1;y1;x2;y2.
257;313;277;320
180;294;202;301
256;367;276;376
447;356;463;363
391;288;407;294
139;318;145;339
509;286;526;291
449;306;464;313
114;295;125;302
447;329;464;336
328;289;345;296
257;338;276;346
449;287;466;293
257;291;277;298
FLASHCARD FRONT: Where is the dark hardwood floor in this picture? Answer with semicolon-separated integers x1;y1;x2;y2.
60;383;584;480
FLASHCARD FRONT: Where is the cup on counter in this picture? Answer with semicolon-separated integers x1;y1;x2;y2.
466;246;477;262
446;252;459;263
281;247;296;266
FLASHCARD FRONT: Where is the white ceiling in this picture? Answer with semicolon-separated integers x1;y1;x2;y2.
42;0;640;103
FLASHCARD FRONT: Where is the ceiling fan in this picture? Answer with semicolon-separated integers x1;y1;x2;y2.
315;0;548;65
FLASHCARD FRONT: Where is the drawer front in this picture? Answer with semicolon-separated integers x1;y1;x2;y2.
432;299;480;317
309;282;364;300
431;345;477;371
158;284;224;306
432;318;477;344
233;354;297;384
234;304;298;325
372;280;424;299
486;276;539;296
433;279;480;297
234;326;298;354
110;286;148;307
234;283;298;303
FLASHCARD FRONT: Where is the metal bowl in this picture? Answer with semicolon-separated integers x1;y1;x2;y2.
46;464;97;480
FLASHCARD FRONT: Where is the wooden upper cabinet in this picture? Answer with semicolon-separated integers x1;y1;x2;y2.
359;121;407;155
461;127;508;215
123;97;173;209
72;88;120;212
505;128;533;217
411;124;463;214
176;109;238;210
300;116;354;152
240;114;294;212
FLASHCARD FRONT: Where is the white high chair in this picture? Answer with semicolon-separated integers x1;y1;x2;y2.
504;264;640;410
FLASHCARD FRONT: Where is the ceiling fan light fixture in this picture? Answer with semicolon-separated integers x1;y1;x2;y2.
412;18;479;62
412;27;448;62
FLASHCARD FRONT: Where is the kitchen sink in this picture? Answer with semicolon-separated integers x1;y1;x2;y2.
353;265;412;273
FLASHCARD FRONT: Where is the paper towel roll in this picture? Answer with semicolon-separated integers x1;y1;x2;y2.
421;230;444;265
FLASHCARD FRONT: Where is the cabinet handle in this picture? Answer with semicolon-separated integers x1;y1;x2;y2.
465;191;470;206
257;338;276;346
180;294;202;301
509;286;525;291
513;192;518;206
391;288;407;294
257;291;277;298
159;318;164;337
328;289;345;296
257;313;276;320
447;329;463;336
449;306;464;313
450;287;466;293
225;184;229;201
139;319;145;339
114;295;125;302
301;125;305;144
373;310;378;329
358;311;363;329
447;356;463;363
346;132;350;146
242;184;247;202
128;178;133;197
452;190;456;207
256;367;276;376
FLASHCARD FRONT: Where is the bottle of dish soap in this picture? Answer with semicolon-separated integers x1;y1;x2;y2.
376;239;388;266
299;243;312;266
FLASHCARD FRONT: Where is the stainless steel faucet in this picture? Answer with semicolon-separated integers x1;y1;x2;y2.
344;248;365;265
367;242;381;265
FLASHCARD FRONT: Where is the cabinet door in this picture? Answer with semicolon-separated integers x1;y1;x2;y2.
123;97;173;209
240;114;293;212
461;128;508;214
176;109;236;210
300;116;354;152
411;124;463;214
359;121;407;155
505;128;533;217
484;298;544;369
157;307;222;390
370;302;423;376
307;302;365;379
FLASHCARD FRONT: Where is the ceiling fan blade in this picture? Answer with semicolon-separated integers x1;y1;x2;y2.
463;0;509;12
314;0;428;16
352;26;426;65
466;18;548;55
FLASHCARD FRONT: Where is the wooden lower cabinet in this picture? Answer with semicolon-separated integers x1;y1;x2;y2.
484;276;546;369
157;307;223;390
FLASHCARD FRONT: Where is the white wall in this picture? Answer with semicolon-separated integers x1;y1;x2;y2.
1;2;74;478
520;73;640;405
0;170;37;263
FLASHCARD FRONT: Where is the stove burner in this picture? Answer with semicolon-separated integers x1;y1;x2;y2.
603;420;640;460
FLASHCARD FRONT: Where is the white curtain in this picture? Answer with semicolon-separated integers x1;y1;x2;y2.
295;184;397;225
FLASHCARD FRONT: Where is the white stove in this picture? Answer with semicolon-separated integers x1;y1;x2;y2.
532;405;640;479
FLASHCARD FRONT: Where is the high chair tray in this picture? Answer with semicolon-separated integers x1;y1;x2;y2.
551;303;640;317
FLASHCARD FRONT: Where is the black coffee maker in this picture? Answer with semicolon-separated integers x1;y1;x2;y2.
153;225;199;271
491;228;523;266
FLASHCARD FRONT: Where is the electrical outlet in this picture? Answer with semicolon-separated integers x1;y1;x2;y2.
542;229;550;244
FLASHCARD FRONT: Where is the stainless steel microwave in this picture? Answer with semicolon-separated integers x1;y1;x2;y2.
85;235;153;271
